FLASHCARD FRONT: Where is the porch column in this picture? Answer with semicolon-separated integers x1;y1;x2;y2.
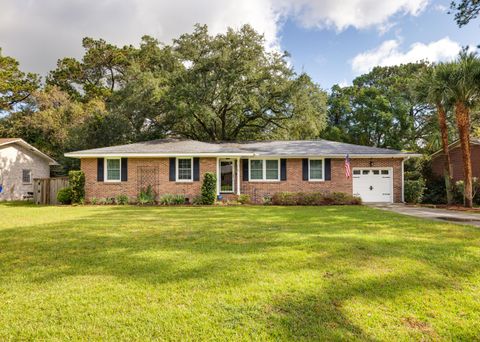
216;157;220;195
236;157;241;195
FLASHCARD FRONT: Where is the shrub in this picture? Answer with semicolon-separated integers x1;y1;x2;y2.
201;172;217;205
191;195;204;205
237;194;251;204
404;179;426;204
159;194;186;205
90;197;98;205
137;185;156;205
57;187;73;204
68;170;85;204
454;178;480;205
271;191;361;206
116;194;129;205
262;195;272;205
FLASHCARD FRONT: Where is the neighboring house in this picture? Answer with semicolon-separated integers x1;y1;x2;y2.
0;138;57;201
65;139;419;203
431;138;480;182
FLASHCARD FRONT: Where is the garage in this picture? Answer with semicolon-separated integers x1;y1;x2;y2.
352;168;393;203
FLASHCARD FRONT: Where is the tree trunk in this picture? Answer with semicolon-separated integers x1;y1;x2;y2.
437;103;454;204
454;101;473;207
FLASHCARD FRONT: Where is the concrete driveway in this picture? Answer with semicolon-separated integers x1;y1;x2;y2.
368;203;480;227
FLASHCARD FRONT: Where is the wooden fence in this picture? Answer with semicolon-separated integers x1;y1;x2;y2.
33;177;69;205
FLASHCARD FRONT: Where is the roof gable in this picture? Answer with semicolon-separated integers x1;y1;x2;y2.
0;138;58;165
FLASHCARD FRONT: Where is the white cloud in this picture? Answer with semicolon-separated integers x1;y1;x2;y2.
0;0;429;76
351;37;461;74
283;0;429;31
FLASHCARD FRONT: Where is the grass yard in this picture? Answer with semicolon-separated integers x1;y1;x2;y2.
1;203;480;341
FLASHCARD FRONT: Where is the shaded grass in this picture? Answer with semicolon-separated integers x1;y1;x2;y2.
0;203;480;340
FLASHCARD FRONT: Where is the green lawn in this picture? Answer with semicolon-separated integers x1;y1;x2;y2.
1;203;479;341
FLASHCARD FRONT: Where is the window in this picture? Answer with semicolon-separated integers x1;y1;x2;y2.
105;158;121;181
309;159;324;180
373;170;379;175
249;159;279;181
353;170;361;175
381;170;389;175
265;160;279;180
22;169;32;183
250;160;263;180
362;170;370;175
177;158;193;181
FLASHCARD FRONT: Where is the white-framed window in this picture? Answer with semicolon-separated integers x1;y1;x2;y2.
308;158;324;181
176;157;193;181
249;159;280;181
105;158;121;182
22;169;32;184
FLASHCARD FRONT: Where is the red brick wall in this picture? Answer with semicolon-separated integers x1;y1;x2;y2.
240;158;403;203
431;145;480;182
81;157;404;203
81;157;216;202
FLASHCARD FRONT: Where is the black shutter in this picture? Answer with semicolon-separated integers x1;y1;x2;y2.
280;159;287;181
324;158;331;181
302;158;308;181
169;158;176;181
242;159;249;181
193;158;200;181
121;158;128;181
97;158;104;182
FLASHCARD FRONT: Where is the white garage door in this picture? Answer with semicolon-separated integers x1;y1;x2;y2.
352;168;393;203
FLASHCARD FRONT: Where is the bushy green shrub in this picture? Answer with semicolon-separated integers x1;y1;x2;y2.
454;178;480;205
57;187;73;204
191;195;204;205
237;194;251;204
201;172;217;205
68;170;85;204
159;194;186;205
404;179;426;204
90;197;98;205
116;194;129;205
271;191;361;206
137;185;156;205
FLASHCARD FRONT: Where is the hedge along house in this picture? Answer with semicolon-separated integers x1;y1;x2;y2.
65;139;420;203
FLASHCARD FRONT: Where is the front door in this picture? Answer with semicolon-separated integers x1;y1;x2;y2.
220;160;234;193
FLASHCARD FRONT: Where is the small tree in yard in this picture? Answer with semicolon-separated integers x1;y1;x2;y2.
68;170;85;204
201;172;216;205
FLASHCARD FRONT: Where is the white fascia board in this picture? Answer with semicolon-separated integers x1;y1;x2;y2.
248;153;422;159
64;152;254;158
65;152;421;159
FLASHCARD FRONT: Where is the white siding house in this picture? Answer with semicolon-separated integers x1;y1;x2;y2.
0;139;57;201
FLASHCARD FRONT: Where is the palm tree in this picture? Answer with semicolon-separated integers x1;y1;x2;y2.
438;51;480;207
417;65;454;204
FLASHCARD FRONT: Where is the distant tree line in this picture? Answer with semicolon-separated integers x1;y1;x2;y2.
1;23;480;206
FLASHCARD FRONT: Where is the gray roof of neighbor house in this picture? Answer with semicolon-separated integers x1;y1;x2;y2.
430;138;480;158
65;139;420;158
0;138;58;165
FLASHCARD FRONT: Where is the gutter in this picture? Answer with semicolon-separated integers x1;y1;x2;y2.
65;152;422;159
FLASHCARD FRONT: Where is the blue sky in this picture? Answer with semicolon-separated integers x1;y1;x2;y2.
0;0;478;89
280;0;479;88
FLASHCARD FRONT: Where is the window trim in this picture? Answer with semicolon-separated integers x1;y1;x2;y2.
104;157;122;183
176;157;193;182
249;158;280;182
22;169;32;184
308;158;325;182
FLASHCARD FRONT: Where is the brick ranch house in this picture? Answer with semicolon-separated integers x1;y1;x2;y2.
431;138;480;182
65;139;420;203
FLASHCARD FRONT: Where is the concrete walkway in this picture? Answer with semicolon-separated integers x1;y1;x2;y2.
368;203;480;227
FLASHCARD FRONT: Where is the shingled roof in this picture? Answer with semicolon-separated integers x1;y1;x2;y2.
65;139;419;158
